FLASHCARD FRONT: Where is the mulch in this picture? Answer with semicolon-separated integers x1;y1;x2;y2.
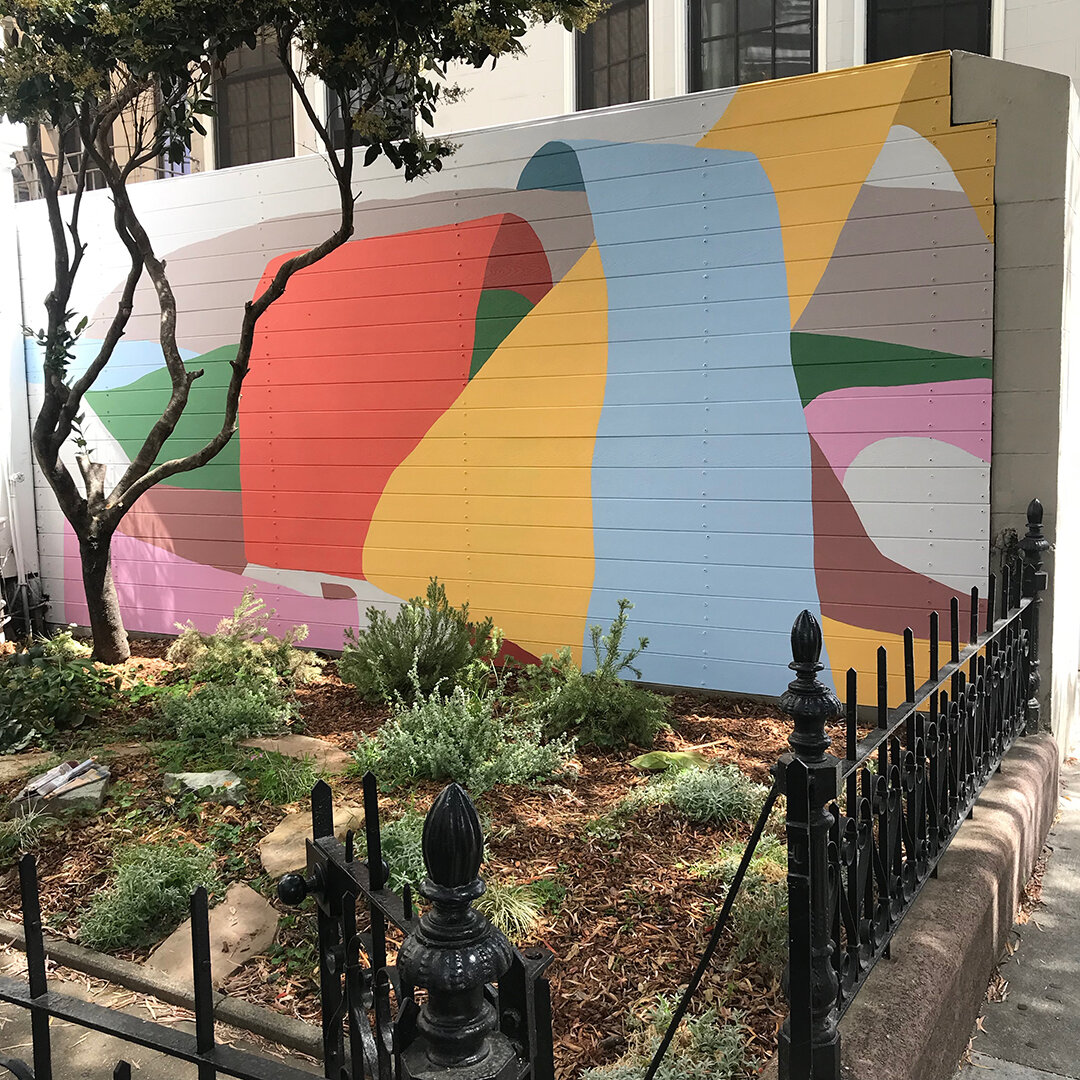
0;639;820;1078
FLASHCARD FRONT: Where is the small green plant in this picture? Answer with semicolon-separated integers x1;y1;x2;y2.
519;600;669;749
581;996;760;1080
355;679;572;795
475;878;545;939
354;809;428;894
244;751;324;805
659;765;769;825
40;628;92;661
79;842;220;952
0;807;57;862
530;877;567;915
0;646;119;752
693;834;788;980
155;681;294;771
167;589;324;690
339;578;501;703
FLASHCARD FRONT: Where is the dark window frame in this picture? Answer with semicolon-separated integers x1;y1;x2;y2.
867;0;990;62
576;0;650;111
688;0;817;92
214;29;295;170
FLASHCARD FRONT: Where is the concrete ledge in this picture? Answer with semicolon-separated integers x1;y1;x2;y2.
765;733;1059;1080
842;734;1059;1080
0;915;322;1059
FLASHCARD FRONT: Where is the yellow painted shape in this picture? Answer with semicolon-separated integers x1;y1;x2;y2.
699;53;995;323
364;243;608;664
822;616;932;710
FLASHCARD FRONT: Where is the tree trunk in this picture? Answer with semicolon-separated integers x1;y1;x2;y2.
79;535;130;664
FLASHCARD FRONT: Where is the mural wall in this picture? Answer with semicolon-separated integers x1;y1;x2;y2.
20;53;995;702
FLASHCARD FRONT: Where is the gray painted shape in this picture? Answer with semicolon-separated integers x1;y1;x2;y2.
795;184;993;357
93;186;595;353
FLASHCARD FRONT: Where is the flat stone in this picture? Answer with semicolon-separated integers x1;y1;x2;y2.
146;883;279;989
241;735;352;775
164;770;245;805
260;803;365;878
24;776;109;814
0;752;52;785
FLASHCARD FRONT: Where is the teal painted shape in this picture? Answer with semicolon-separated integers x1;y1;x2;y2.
517;141;586;192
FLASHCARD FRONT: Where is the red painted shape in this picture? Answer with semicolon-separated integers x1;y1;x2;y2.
240;214;549;579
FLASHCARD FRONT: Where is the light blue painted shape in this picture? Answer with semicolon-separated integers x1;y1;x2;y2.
24;338;198;387
529;139;826;695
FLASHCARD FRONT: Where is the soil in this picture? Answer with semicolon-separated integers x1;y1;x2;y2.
0;638;833;1078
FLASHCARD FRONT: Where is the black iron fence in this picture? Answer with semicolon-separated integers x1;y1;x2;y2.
0;498;1051;1080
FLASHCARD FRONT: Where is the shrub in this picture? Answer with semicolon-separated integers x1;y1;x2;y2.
581;997;759;1080
0;646;118;753
167;589;324;689
79;842;219;952
0;807;57;862
356;809;427;894
519;600;669;749
355;682;573;795
244;751;324;805
658;765;769;826
339;579;501;703
155;681;294;771
475;879;544;939
40;628;92;661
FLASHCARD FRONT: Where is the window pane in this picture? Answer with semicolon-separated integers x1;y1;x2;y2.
702;0;736;38
700;36;737;90
577;0;648;110
610;8;630;64
609;60;630;105
738;29;775;83
739;0;774;32
869;0;990;62
776;22;813;77
631;57;648;100
630;1;648;56
593;17;608;64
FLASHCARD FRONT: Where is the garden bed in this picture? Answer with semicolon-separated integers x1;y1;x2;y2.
0;625;830;1080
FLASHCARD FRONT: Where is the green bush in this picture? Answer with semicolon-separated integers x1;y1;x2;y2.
339;579;501;703
657;765;770;826
356;809;427;894
355;681;572;795
519;600;669;749
40;628;92;661
581;997;759;1080
155;681;294;771
79;842;219;952
0;645;118;753
167;589;324;689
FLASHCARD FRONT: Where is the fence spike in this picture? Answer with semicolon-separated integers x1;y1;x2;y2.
969;587;979;645
986;573;996;633
903;628;915;704
929;611;939;682
877;646;888;729
190;886;216;1080
845;668;857;762
950;596;960;665
113;1064;132;1080
19;855;52;1080
1001;562;1011;619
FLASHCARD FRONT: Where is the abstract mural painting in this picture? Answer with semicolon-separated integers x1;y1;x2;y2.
24;53;994;701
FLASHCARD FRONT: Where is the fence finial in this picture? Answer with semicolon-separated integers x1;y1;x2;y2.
780;610;842;762
398;783;518;1080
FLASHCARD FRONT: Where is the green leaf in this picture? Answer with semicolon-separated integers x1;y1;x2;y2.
629;750;710;772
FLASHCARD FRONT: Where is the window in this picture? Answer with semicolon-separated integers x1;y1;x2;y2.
868;0;990;62
215;30;294;169
577;0;649;110
690;0;814;91
325;78;414;151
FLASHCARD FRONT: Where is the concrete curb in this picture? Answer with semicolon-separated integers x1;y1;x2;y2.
765;733;1059;1080
0;915;322;1059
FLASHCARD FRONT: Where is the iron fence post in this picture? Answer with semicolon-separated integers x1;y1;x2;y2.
778;611;843;1080
1019;497;1050;734
397;783;519;1080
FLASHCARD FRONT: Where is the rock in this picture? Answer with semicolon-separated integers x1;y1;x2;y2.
240;735;353;775
45;776;108;813
146;883;279;989
164;770;245;805
0;752;53;785
259;803;365;878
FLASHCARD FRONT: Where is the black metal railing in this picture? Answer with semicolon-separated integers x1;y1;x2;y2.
775;497;1051;1079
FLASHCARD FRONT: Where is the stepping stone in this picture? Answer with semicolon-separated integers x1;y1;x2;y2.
146;883;279;989
0;752;52;785
259;803;365;878
164;770;245;805
241;734;353;775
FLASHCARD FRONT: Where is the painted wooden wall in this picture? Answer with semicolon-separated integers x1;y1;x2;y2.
18;53;995;702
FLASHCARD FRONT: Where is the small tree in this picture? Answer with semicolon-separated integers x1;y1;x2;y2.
0;1;599;662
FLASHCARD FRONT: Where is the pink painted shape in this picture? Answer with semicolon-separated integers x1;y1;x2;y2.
804;379;991;480
62;529;360;650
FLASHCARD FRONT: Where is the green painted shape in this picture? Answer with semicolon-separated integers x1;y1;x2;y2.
790;332;992;407
469;290;535;380
85;343;241;491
